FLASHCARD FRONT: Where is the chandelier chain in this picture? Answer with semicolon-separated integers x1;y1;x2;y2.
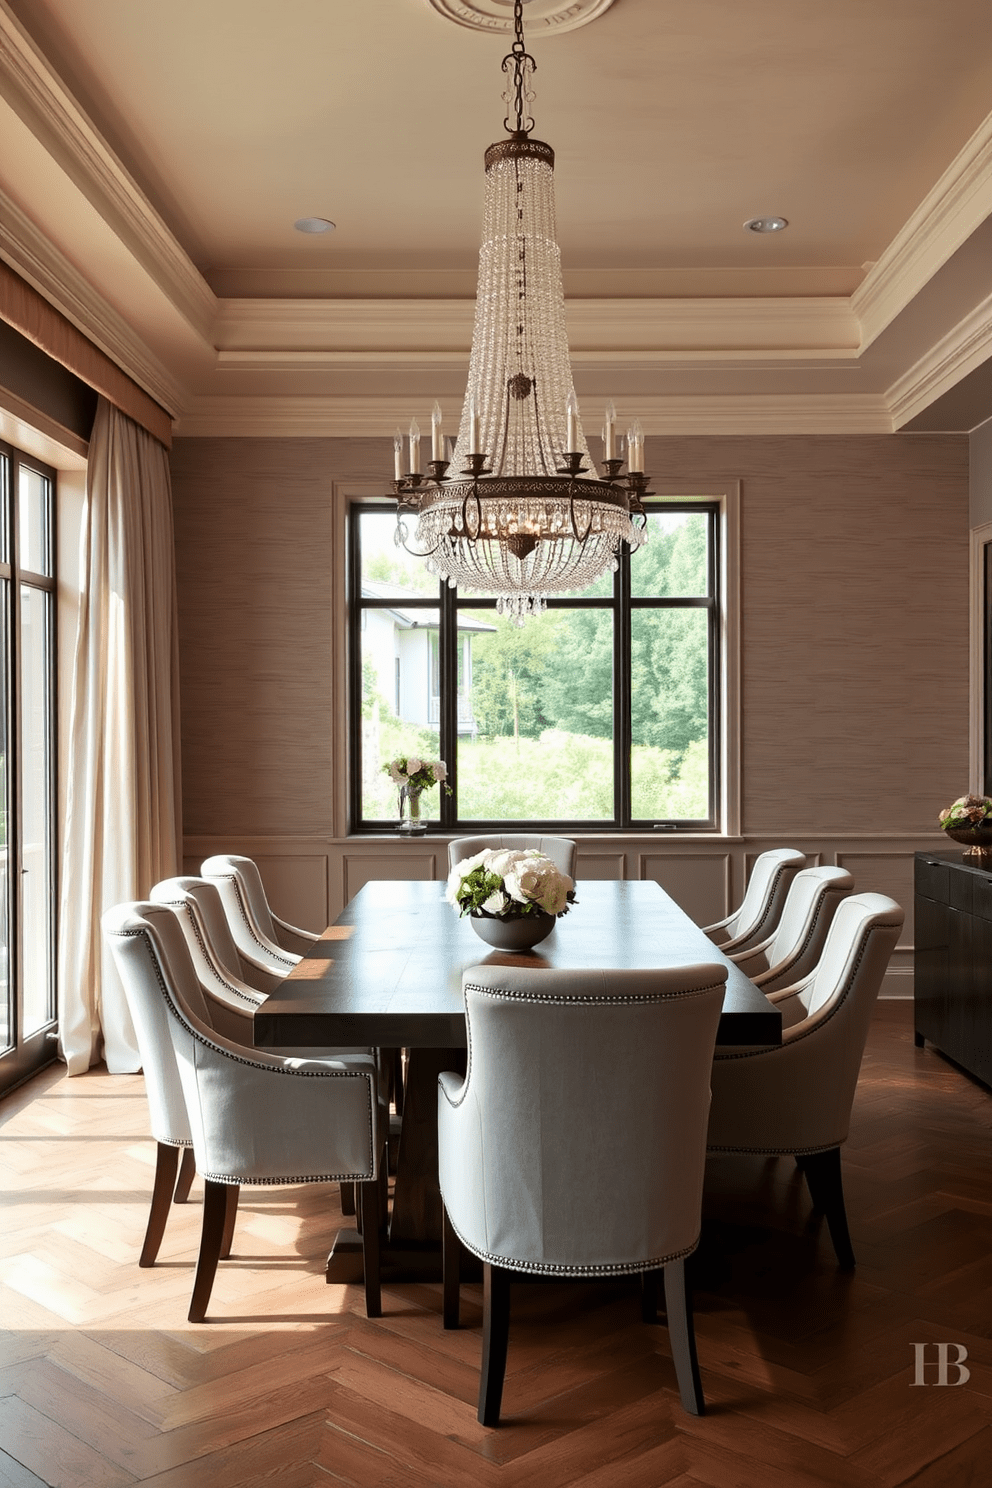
502;0;536;136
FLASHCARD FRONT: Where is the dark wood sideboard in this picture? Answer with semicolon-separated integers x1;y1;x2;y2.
914;850;992;1087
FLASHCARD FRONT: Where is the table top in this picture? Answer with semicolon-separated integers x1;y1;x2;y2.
253;879;782;1050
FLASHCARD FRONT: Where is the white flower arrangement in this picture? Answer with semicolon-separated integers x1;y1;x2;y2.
446;848;575;921
384;756;449;794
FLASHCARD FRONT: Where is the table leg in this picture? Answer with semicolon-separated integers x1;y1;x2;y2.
326;1046;466;1285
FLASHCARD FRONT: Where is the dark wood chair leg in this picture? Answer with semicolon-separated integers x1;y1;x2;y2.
663;1257;705;1416
442;1204;461;1330
359;1178;382;1318
640;1267;660;1323
478;1263;511;1427
188;1180;232;1322
139;1142;180;1267
340;1181;356;1216
173;1145;196;1204
219;1183;240;1260
799;1146;856;1269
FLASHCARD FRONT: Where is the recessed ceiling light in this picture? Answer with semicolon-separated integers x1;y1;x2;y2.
294;217;336;234
744;216;788;234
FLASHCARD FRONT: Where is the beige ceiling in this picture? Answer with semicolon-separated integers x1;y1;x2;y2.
1;0;992;436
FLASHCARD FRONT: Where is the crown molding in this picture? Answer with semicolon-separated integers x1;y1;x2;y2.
887;288;992;429
0;0;216;342
215;295;860;358
853;108;992;353
0;186;186;417
175;393;893;439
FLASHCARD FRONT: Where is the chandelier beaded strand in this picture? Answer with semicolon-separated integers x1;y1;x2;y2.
391;0;649;619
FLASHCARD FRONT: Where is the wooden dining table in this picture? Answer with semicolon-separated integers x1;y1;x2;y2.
254;877;782;1284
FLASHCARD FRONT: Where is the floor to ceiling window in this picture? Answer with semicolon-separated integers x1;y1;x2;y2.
349;499;723;831
0;440;57;1096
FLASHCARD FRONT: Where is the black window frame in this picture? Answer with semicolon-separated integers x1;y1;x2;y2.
0;439;58;1097
349;498;721;833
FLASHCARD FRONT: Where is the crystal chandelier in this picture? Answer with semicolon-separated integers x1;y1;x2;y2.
392;0;649;620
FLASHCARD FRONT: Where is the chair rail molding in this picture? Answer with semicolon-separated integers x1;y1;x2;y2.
182;832;931;999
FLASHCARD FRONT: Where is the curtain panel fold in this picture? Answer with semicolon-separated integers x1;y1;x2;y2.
58;398;182;1073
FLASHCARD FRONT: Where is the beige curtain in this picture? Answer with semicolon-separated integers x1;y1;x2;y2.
58;398;182;1074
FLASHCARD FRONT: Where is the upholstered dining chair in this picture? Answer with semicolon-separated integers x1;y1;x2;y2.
149;877;264;1042
438;961;727;1425
149;876;372;1055
446;834;576;877
199;854;304;978
729;865;854;996
701;848;806;954
201;853;318;954
103;901;384;1321
708;892;904;1268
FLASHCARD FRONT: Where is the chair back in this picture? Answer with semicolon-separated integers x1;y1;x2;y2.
102;900;217;1147
447;834;576;878
438;963;726;1274
709;893;904;1154
149;878;262;1041
200;855;299;974
740;866;853;992
150;878;254;990
707;848;805;948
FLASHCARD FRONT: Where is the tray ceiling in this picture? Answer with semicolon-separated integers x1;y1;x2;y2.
1;0;991;435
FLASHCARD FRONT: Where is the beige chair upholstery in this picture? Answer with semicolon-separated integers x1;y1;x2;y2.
708;892;904;1268
446;834;576;878
200;855;303;978
149;877;372;1059
103;901;384;1320
201;852;320;954
729;865;853;995
438;961;727;1424
149;877;264;1042
702;848;806;954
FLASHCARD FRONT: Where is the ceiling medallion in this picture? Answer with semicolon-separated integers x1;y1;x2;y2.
426;0;615;36
392;0;648;620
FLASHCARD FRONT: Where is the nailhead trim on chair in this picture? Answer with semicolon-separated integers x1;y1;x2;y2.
760;886;847;984
707;1140;839;1156
157;894;260;1007
110;926;377;1178
219;872;297;969
714;924;878;1062
444;1208;699;1277
742;861;793;941
465;981;727;1007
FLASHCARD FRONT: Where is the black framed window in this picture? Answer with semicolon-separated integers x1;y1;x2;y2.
0;440;57;1096
350;501;720;831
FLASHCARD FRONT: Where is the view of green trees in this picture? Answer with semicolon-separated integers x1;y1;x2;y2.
360;511;712;822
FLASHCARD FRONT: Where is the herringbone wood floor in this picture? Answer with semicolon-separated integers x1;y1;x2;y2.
1;1002;991;1487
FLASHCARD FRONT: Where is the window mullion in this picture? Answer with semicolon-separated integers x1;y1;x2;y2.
440;584;459;827
616;546;631;828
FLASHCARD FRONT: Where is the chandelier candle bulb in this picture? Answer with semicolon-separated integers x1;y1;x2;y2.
432;402;444;461
468;399;481;456
393;429;404;481
628;421;644;473
566;392;579;453
409;419;421;475
603;401;616;460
